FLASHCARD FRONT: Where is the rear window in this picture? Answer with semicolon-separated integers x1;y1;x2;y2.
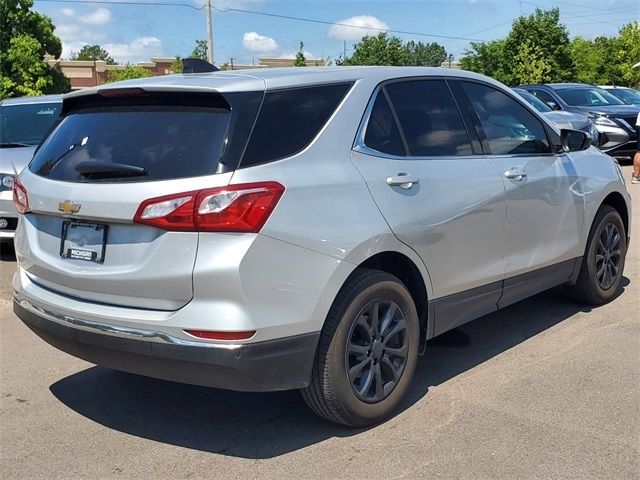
0;102;61;147
240;82;353;168
30;106;230;183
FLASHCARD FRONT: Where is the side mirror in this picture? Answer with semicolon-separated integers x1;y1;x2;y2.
559;129;590;153
545;101;562;111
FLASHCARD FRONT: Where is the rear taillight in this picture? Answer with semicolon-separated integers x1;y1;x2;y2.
133;182;284;233
12;177;30;214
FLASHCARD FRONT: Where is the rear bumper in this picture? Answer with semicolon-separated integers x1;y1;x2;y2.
14;299;320;392
0;192;18;240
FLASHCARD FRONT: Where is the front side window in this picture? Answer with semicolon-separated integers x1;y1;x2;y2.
0;102;61;147
462;82;551;155
529;89;557;106
385;80;473;157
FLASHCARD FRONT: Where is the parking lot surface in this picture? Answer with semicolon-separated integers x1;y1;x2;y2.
1;164;638;480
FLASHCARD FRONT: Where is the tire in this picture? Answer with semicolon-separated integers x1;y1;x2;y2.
568;205;627;305
301;268;420;427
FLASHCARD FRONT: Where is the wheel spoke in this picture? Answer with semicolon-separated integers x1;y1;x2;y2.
373;364;383;400
379;303;398;338
356;315;373;340
348;342;370;356
370;302;380;337
384;344;408;358
349;357;371;382
381;356;401;382
358;364;374;396
382;320;407;345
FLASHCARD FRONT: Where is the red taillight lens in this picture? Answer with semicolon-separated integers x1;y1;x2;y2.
12;177;30;214
133;182;284;233
184;329;256;341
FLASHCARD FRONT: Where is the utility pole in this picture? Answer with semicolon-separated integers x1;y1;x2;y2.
343;41;346;59
205;0;214;64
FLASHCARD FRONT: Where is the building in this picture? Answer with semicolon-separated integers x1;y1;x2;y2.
44;55;178;90
45;55;327;90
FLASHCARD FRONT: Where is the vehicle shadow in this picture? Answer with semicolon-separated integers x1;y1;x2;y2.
49;279;629;459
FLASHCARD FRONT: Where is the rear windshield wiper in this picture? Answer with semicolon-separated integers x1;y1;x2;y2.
74;160;147;178
0;142;32;148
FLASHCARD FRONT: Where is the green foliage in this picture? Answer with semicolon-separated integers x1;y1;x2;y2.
404;41;448;66
459;40;507;82
170;56;183;73
617;22;640;88
570;36;622;85
342;33;407;66
106;65;151;82
341;33;448;67
190;39;208;60
70;44;115;64
0;0;69;99
293;42;306;67
502;8;574;84
511;41;553;84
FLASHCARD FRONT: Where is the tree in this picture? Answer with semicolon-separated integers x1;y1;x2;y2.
460;8;574;85
293;42;306;67
617;22;640;87
404;41;447;67
342;33;407;66
170;56;183;73
502;8;574;85
460;40;507;83
0;0;70;98
70;44;114;64
190;39;208;60
570;36;622;86
106;65;151;82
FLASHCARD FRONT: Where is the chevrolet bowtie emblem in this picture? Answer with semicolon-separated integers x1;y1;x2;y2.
58;200;81;214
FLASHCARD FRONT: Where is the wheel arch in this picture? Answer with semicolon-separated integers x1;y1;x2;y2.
600;191;629;239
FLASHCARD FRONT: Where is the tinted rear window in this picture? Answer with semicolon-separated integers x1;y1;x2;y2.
30;106;230;183
240;82;353;167
0;102;61;147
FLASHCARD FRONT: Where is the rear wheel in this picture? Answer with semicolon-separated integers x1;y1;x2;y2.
568;205;627;304
302;268;419;426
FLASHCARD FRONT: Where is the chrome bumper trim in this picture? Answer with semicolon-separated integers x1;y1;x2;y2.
14;295;240;350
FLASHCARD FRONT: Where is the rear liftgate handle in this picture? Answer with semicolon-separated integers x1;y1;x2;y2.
386;173;419;190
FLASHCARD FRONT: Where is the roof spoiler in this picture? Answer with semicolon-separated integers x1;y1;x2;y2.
182;58;219;74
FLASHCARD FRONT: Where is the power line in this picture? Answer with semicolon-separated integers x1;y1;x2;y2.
35;0;488;42
34;0;204;10
210;5;488;42
521;1;625;27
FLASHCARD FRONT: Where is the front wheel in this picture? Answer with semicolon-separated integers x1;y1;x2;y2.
302;269;420;426
567;205;627;305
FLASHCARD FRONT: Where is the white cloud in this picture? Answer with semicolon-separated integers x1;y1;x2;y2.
78;7;111;25
104;36;164;62
242;32;278;53
59;7;111;25
277;50;315;59
328;15;389;41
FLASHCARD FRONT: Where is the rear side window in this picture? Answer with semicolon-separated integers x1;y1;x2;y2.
385;80;473;157
462;82;551;155
30;106;230;183
363;92;406;156
240;83;353;167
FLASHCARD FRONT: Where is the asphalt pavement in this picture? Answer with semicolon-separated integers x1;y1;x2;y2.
1;164;638;480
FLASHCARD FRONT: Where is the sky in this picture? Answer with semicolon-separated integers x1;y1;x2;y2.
32;0;639;65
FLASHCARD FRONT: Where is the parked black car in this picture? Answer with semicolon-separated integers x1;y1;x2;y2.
520;83;639;159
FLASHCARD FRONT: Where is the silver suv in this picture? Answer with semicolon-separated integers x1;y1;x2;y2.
12;67;631;426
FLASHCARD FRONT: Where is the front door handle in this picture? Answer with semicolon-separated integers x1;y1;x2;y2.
504;167;527;180
386;173;419;190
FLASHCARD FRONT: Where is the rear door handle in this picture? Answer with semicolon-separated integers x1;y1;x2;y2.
504;167;527;180
386;173;419;190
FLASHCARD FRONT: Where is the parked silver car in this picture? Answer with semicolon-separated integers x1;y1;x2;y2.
0;95;62;241
12;68;631;426
513;88;598;144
